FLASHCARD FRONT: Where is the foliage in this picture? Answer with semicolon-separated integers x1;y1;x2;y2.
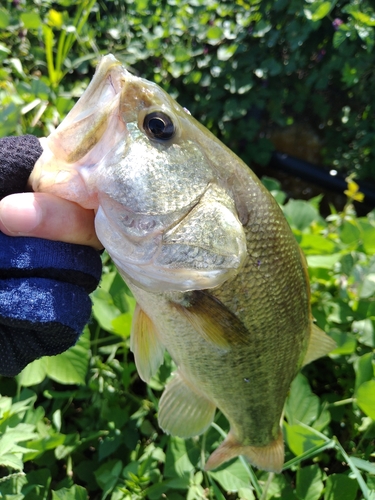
0;0;375;499
2;0;375;177
0;179;374;499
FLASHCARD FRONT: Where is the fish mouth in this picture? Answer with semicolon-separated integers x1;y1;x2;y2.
70;55;125;127
30;55;130;209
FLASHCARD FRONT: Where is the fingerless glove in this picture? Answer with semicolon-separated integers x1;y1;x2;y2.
0;135;102;377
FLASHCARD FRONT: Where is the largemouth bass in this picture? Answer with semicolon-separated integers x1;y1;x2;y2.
30;54;335;473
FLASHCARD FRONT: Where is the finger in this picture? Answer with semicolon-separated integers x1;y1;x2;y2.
0;192;103;250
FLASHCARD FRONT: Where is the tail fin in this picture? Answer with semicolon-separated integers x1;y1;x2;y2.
204;429;284;473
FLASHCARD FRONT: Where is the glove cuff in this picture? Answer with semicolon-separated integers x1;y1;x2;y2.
0;231;102;293
0;277;92;377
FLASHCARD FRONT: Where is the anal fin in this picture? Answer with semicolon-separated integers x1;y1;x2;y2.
205;429;284;473
158;370;216;438
302;322;336;366
130;304;165;383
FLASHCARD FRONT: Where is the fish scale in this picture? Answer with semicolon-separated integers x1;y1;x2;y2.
30;54;336;472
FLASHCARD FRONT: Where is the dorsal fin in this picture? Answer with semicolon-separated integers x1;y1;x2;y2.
298;247;336;366
130;304;165;382
302;322;336;366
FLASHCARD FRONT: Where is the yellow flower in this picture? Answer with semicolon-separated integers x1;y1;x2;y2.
344;178;365;202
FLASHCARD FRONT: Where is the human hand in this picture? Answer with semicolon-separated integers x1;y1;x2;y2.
0;192;103;250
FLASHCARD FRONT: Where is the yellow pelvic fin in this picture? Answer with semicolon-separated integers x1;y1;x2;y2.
130;304;165;383
302;322;337;367
171;291;249;350
204;428;284;473
158;370;216;438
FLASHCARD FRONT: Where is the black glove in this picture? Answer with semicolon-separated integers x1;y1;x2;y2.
0;135;102;377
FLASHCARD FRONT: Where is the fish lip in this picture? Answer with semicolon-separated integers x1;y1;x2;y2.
72;56;125;124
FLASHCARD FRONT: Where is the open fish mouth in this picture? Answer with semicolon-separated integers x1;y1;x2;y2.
29;56;129;208
48;55;127;165
64;55;125;134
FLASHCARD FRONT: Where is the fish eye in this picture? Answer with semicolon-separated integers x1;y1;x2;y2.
143;111;175;141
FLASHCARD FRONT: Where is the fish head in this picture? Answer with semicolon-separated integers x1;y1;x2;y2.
30;54;247;292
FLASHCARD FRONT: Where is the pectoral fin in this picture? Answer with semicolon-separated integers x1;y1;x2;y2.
158;370;216;438
130;304;165;382
171;291;249;350
205;429;284;473
302;322;336;366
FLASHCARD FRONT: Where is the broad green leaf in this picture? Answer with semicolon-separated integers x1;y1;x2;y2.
25;469;51;498
312;407;331;432
20;12;42;29
173;45;191;63
9;58;26;79
304;1;333;21
252;19;272;37
299;233;336;254
52;485;89;499
296;465;323;500
164;437;198;478
17;358;48;387
0;397;12;418
285;374;320;426
111;312;133;337
333;29;348;48
91;288;122;332
354;352;374;392
258;471;295;499
307;254;342;269
283;200;319;231
24;432;66;461
0;103;20;136
44;329;90;385
208;459;252;492
146;481;170;500
359;274;375;299
350;456;375;474
217;44;237;61
30;78;51;99
344;5;375;26
206;26;223;43
0;8;10;28
339;221;361;245
356;380;375;419
5;395;37;417
99;271;117;292
94;459;123;497
352;319;375;348
324;473;358;500
0;424;37;455
0;452;23;470
329;331;357;355
284;422;327;457
238;487;255;500
0;42;10;56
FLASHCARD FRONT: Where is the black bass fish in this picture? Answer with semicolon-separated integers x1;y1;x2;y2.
30;54;335;472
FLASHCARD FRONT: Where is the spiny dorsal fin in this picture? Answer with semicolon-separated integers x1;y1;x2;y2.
171;291;249;350
298;246;336;366
302;322;336;367
158;370;216;438
130;304;165;383
204;428;284;473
